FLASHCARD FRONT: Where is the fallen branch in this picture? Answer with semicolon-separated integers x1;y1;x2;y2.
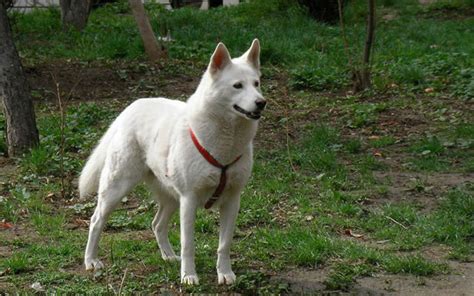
118;268;128;295
385;215;408;230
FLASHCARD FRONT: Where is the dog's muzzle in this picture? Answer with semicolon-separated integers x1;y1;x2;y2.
233;104;263;120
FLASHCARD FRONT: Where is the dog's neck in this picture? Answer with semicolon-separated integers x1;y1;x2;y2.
186;95;258;165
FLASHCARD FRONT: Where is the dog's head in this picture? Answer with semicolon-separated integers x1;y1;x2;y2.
204;39;266;121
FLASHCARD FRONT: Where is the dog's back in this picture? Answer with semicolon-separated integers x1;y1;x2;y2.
79;98;186;199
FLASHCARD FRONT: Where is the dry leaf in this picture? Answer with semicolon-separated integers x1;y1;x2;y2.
344;229;363;238
0;221;13;229
373;150;383;157
31;282;45;292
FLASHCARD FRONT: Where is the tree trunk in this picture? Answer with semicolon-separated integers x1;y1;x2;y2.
60;0;92;31
360;0;376;89
0;0;39;157
129;0;167;62
354;0;376;91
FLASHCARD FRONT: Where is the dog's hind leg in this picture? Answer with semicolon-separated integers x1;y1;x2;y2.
144;176;180;261
150;186;180;261
84;153;144;270
151;194;179;261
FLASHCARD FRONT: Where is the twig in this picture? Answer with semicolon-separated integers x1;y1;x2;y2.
385;215;408;230
283;87;297;174
363;0;376;68
118;268;128;296
65;76;83;102
51;73;66;199
337;0;355;73
266;84;297;174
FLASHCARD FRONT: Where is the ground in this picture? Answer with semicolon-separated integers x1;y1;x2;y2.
1;58;472;294
1;0;473;294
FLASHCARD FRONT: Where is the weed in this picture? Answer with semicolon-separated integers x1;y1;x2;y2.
345;138;363;154
383;255;448;276
2;253;32;274
370;136;396;148
325;262;373;291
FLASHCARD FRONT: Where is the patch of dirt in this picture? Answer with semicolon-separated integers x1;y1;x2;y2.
368;171;474;211
354;262;474;296
272;268;328;294
275;261;474;295
25;60;201;104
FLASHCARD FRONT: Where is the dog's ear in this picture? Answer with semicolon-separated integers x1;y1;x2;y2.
243;38;260;70
209;42;232;76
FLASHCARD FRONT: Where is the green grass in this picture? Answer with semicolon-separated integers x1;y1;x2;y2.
2;103;472;292
1;0;473;293
10;0;474;96
383;255;448;276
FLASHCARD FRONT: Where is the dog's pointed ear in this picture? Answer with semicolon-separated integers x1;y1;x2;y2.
243;38;260;70
209;42;232;76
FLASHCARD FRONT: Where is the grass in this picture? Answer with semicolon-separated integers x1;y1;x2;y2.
1;0;473;293
9;0;474;97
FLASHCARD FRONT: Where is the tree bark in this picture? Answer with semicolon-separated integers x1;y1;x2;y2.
60;0;92;31
0;0;39;156
129;0;167;62
360;0;376;89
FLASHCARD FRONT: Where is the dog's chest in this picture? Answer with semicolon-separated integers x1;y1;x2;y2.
198;165;241;192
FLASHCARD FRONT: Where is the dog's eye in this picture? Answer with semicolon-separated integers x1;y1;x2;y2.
254;81;260;87
233;82;243;89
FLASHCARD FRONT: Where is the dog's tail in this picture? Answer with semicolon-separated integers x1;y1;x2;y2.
78;126;116;199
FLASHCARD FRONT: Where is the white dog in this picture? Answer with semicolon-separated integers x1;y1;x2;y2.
79;39;265;285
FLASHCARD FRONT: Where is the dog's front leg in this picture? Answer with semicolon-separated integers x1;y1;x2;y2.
180;196;199;285
217;194;240;285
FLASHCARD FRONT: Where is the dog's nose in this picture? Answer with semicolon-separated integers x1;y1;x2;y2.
255;98;267;111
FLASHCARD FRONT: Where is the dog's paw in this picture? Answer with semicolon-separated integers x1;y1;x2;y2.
218;271;236;285
161;252;181;262
181;274;200;285
85;258;104;271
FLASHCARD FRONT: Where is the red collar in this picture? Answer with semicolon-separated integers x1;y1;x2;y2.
189;128;242;209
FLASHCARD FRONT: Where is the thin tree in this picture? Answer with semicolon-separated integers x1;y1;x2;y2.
129;0;167;62
0;0;39;157
356;0;376;91
338;0;376;92
60;0;92;31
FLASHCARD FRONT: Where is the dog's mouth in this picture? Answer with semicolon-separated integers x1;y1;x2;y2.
233;104;262;120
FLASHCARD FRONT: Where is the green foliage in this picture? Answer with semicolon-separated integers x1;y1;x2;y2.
19;103;116;178
346;103;388;128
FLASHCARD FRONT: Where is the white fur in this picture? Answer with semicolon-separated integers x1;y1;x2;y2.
79;39;264;285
